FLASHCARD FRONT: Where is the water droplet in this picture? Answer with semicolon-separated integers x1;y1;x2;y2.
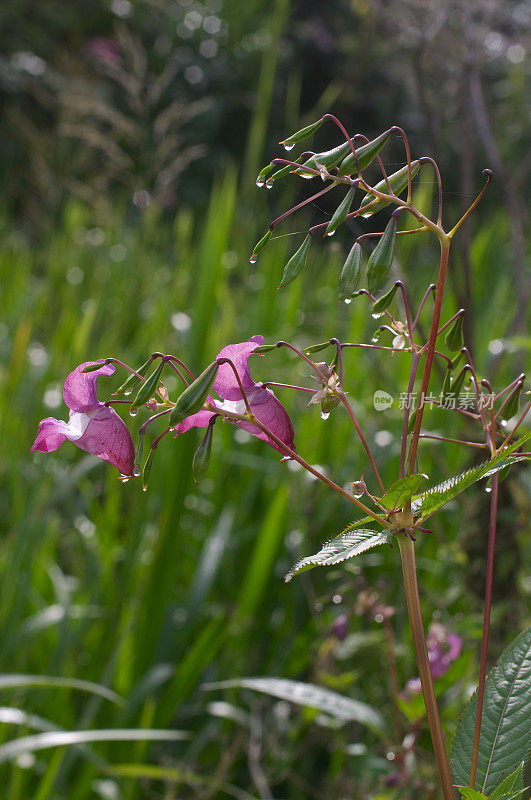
361;212;372;219
344;298;352;305
265;180;274;190
284;143;295;151
320;411;330;420
501;419;508;426
299;172;313;180
371;336;379;344
142;485;148;492
133;466;141;477
118;474;131;483
485;486;492;493
372;312;383;320
353;492;363;499
129;407;139;417
249;256;257;264
326;230;335;237
256;178;265;188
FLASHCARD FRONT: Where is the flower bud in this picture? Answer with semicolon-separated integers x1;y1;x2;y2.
278;235;311;288
192;417;216;485
339;242;362;301
131;359;165;412
367;217;397;292
359;161;421;217
280;118;324;148
169;362;219;428
331;614;349;640
372;283;399;314
114;356;154;396
250;229;272;261
325;187;355;236
337;130;392;176
445;313;464;351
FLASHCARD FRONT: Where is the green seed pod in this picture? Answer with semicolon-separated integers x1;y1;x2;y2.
280;118;324;148
250;230;272;261
339;242;362;301
253;343;277;354
445;314;465;351
134;432;145;477
450;366;467;396
294;141;351;178
268;155;304;183
304;341;333;354
169;362;219;428
337;130;392;176
325;187;356;236
442;365;453;397
407;407;418;433
359;161;421;217
115;356;154;396
278;235;311;288
255;163;274;187
367;217;397;292
142;448;155;491
502;382;522;420
452;350;465;372
192;417;216;485
131;359;165;411
372;283;399;315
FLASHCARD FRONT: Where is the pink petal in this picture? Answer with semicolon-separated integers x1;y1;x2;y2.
31;417;68;453
63;360;115;412
236;386;295;454
173;409;216;437
75;407;135;475
213;335;264;401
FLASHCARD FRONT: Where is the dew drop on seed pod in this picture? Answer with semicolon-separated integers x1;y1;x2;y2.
129;407;139;417
256;178;265;188
371;336;379;343
501;419;508;426
284;143;295;151
118;474;131;483
265;180;274;190
344;298;352;305
249;256;257;264
321;411;330;420
485;486;492;493
353;492;363;499
372;312;383;319
133;466;141;477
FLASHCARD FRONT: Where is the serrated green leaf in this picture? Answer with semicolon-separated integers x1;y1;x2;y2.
284;529;392;583
378;474;426;511
451;628;531;795
491;763;525;800
457;788;489;799
412;433;530;521
203;677;385;734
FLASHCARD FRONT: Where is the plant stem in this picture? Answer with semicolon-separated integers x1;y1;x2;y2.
408;236;451;473
397;534;455;800
469;471;499;789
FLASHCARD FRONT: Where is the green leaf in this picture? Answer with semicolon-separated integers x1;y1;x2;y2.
367;216;397;292
0;728;189;764
359;161;421;217
457;788;489;800
451;627;531;795
0;674;124;705
378;474;426;511
491;763;526;800
203;677;385;734
278;234;311;288
412;433;530;521
284;529;392;583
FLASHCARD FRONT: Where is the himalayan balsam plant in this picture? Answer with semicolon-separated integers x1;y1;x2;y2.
32;115;530;799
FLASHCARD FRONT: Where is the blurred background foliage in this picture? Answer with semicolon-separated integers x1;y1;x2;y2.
0;0;529;798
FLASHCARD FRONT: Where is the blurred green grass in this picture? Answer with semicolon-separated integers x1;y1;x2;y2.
0;132;529;800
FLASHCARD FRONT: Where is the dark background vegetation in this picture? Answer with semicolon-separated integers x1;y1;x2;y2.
0;0;529;797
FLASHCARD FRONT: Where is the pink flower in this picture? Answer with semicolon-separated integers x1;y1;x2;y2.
402;622;463;697
31;361;135;476
173;335;295;454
